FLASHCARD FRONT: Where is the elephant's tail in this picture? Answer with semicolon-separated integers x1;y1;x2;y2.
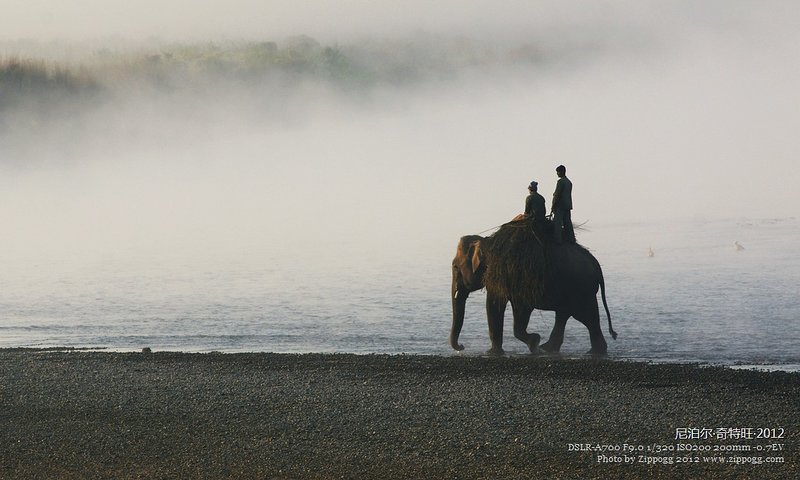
598;265;617;340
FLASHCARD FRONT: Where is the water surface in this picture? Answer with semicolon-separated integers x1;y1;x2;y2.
1;217;798;371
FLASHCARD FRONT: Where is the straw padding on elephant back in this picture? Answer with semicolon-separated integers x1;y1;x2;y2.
482;220;547;307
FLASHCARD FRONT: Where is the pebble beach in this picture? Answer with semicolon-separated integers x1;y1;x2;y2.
1;349;797;479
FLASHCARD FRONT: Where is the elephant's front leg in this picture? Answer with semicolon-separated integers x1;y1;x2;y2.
541;310;569;353
511;302;540;353
485;294;507;355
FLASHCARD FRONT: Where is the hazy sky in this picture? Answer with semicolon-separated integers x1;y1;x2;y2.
5;1;627;40
2;1;799;266
3;0;796;42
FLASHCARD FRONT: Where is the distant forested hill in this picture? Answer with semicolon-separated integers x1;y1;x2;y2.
1;35;548;111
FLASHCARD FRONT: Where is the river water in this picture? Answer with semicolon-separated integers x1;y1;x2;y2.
1;217;798;371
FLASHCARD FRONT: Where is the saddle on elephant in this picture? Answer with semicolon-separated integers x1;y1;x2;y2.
483;217;552;308
503;216;555;247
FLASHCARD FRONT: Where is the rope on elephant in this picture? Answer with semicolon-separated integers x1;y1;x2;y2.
478;218;587;236
476;224;503;235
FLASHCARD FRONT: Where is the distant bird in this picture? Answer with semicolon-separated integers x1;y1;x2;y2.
734;241;745;251
646;247;655;258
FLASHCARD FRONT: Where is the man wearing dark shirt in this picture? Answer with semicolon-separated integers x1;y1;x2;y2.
524;180;547;226
551;165;575;243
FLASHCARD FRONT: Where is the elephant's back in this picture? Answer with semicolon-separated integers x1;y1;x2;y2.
547;244;601;294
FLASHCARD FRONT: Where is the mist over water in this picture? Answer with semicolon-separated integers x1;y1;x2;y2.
1;2;799;368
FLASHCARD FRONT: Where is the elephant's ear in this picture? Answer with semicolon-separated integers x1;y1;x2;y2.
470;241;482;271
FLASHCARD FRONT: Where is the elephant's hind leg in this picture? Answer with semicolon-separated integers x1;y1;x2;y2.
511;302;540;353
541;310;568;353
573;297;608;355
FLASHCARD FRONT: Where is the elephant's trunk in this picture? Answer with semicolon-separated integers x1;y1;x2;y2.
450;273;467;351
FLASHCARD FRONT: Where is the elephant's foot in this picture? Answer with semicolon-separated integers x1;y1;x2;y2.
540;341;562;353
586;347;608;356
527;333;541;354
587;338;609;356
485;346;505;356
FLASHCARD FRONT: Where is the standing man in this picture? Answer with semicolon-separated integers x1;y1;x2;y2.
524;180;547;227
551;165;575;243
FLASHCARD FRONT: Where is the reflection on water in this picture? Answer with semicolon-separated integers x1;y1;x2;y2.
1;218;799;371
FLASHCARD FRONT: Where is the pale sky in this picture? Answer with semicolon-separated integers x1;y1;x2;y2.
7;1;588;40
8;0;565;41
4;0;795;43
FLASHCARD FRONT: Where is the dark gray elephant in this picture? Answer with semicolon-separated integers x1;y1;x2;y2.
450;221;616;355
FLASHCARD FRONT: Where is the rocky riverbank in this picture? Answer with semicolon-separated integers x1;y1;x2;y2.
1;350;797;479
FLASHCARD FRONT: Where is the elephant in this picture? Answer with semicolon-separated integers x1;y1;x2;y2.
450;220;616;355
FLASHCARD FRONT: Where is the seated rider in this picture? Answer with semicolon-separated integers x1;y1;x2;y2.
524;180;547;228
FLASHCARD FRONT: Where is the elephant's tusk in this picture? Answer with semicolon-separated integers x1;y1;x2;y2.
454;291;459;299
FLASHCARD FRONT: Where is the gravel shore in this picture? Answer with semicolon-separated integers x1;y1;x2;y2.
1;350;797;479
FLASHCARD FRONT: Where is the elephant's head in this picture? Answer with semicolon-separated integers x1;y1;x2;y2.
450;235;485;350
